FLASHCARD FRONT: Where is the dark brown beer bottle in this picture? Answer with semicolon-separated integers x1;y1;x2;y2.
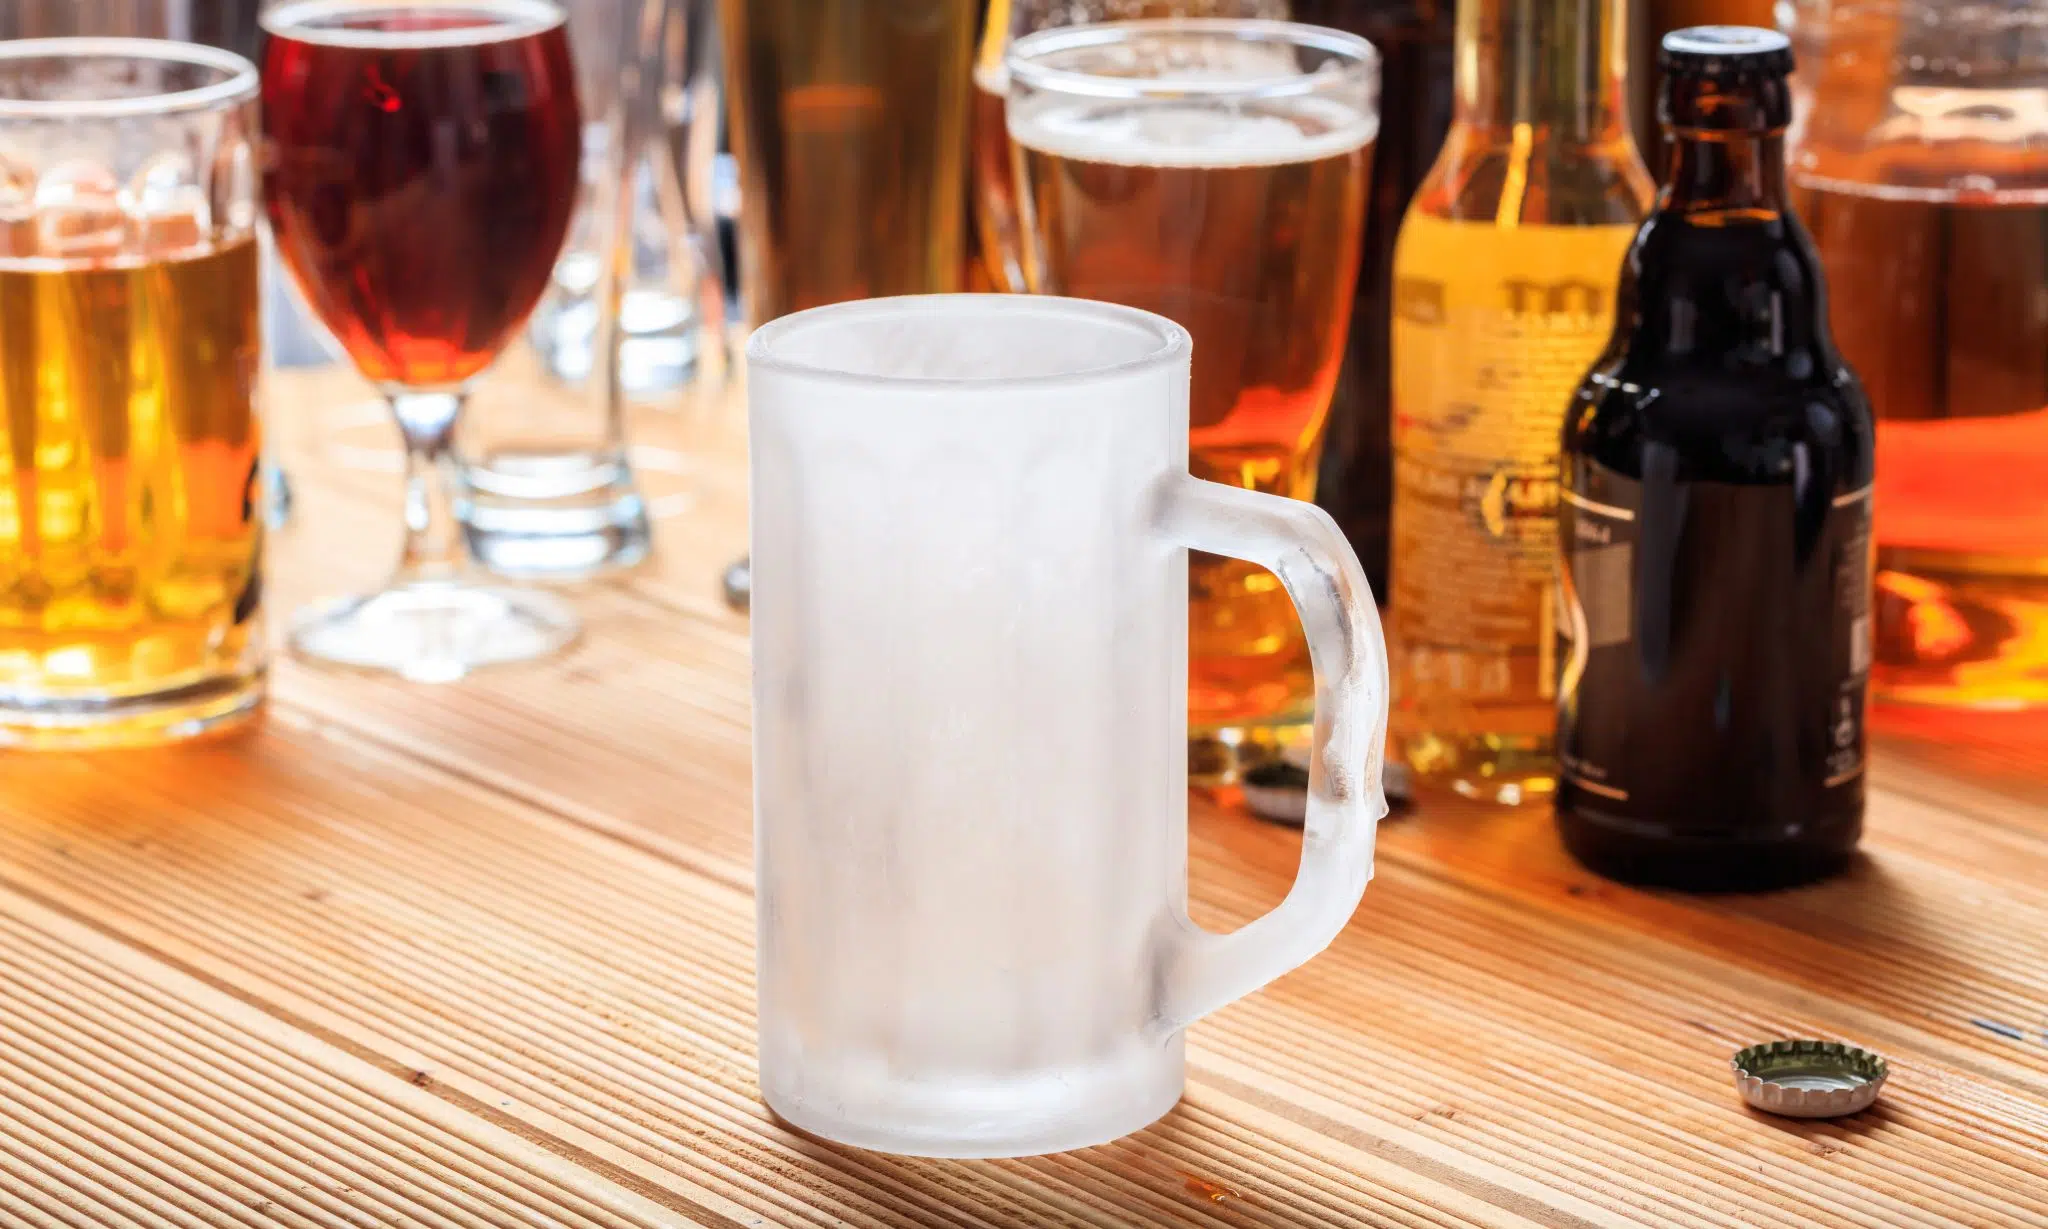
1554;27;1875;891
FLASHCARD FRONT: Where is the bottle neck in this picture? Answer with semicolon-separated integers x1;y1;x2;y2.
1663;128;1790;218
1454;0;1632;145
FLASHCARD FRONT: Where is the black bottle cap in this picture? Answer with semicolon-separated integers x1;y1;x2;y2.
1659;26;1794;79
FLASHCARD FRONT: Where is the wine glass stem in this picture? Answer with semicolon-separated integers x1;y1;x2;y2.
388;389;467;587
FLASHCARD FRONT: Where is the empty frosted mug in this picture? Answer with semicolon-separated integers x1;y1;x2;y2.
749;295;1389;1158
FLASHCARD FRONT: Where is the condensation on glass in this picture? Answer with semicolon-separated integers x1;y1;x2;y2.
747;294;1389;1157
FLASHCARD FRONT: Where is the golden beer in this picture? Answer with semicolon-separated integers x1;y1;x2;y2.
720;0;977;320
971;62;1021;291
0;237;265;745
1009;21;1376;777
2;37;266;746
972;2;1293;292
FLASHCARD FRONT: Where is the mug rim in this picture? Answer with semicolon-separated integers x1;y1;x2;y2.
745;294;1192;391
0;38;258;120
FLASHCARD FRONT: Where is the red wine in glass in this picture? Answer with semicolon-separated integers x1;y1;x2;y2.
260;0;586;682
262;0;581;388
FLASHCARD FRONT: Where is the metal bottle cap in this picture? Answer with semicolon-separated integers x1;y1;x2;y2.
1732;1040;1889;1118
1241;761;1309;825
1660;26;1795;77
1239;753;1414;825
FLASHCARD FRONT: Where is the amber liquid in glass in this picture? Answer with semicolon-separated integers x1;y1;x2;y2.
722;0;976;321
1015;106;1372;761
1387;0;1652;803
0;238;265;740
1794;172;2048;707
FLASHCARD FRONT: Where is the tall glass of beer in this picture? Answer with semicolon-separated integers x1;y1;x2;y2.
720;0;977;323
715;0;979;611
1008;18;1377;784
0;38;267;747
973;0;1290;293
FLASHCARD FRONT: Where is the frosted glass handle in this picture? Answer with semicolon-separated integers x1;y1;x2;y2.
1152;473;1390;1034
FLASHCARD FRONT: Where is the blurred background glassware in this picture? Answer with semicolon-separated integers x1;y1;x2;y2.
8;0;319;532
971;0;1291;296
0;0;262;54
261;0;584;679
524;0;722;399
0;37;268;747
1006;18;1378;785
456;0;683;581
714;0;980;612
1789;0;2048;709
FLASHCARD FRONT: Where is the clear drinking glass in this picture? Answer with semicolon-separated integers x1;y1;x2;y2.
457;0;669;581
260;0;583;680
0;38;268;747
749;294;1390;1157
525;0;711;397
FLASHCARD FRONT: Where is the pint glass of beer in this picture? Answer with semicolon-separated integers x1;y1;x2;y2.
0;38;267;747
972;0;1289;293
720;0;977;324
715;0;978;610
1008;19;1378;782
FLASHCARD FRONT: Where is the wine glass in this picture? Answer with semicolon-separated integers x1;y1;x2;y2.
260;0;583;680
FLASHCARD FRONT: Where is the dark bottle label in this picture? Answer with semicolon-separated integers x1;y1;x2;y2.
1556;459;1871;835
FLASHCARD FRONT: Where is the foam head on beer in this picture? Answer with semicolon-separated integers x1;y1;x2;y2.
1005;23;1377;167
1009;94;1375;168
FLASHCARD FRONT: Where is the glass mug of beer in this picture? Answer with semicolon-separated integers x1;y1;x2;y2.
1007;19;1378;785
0;38;267;747
749;295;1389;1157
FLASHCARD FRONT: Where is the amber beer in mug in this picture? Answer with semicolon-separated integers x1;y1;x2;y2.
1008;19;1377;779
0;39;267;747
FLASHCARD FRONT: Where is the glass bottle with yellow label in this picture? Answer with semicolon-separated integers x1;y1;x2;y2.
1388;0;1654;803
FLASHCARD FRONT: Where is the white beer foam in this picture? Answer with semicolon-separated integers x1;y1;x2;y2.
1009;96;1376;168
261;0;563;49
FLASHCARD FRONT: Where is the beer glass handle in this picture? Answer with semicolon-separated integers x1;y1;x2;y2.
1150;473;1390;1034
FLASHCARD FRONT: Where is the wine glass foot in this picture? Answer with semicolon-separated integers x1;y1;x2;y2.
289;582;580;683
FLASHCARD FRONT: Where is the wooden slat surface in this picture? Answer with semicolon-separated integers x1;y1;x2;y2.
1;360;2045;1227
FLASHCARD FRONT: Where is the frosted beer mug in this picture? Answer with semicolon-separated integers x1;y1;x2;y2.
748;295;1390;1157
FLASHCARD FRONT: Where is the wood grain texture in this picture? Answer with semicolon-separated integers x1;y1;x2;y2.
0;362;2043;1227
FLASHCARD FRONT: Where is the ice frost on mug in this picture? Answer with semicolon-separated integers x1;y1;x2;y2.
747;294;1390;1158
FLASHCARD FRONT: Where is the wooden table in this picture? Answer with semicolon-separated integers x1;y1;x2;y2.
2;362;2045;1228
